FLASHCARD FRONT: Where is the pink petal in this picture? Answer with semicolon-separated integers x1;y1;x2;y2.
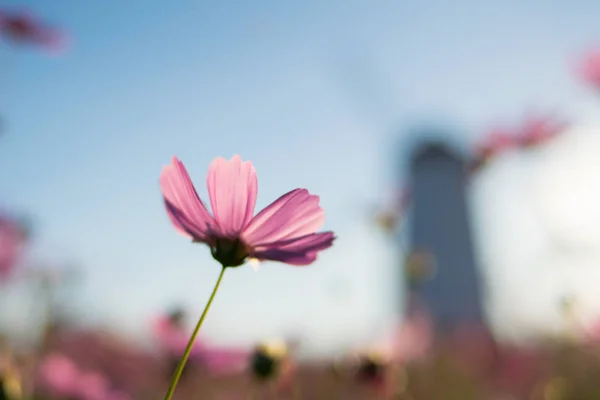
196;347;249;375
206;155;257;237
252;231;335;266
519;117;563;146
160;157;217;241
76;371;110;400
40;29;69;54
475;131;516;156
104;391;131;400
579;50;600;86
38;354;79;396
393;314;432;363
152;316;191;356
242;189;325;246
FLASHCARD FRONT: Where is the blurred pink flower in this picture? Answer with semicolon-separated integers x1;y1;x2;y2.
578;49;600;88
477;131;516;154
50;329;160;395
470;115;565;174
192;345;249;375
160;155;335;268
446;322;498;378
353;351;396;397
393;311;433;363
469;131;516;174
272;357;297;395
514;115;565;148
152;315;190;357
490;347;543;395
580;317;600;343
103;391;132;400
37;353;79;397
75;371;110;400
152;312;248;375
350;310;431;397
0;8;66;52
352;297;432;369
0;214;26;282
37;352;132;400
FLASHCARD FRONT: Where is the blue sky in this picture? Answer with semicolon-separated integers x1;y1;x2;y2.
1;0;600;355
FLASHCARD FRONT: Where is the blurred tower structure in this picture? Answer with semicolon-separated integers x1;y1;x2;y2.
405;137;484;332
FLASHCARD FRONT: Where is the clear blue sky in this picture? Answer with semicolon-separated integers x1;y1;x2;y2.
1;0;600;355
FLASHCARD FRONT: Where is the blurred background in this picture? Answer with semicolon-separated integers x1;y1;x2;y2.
3;0;600;399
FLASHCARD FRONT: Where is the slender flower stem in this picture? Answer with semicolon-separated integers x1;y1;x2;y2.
163;267;226;400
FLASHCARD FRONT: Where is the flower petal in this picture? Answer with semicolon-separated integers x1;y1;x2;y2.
160;157;217;241
206;155;258;237
252;231;335;266
242;189;324;246
194;347;249;375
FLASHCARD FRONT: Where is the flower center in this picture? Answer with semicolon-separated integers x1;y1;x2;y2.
210;237;250;268
357;356;385;382
251;349;278;380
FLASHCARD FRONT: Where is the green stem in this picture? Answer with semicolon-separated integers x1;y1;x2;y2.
163;267;226;400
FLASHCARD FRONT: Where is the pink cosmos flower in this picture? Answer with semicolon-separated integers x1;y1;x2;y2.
393;311;433;363
349;308;430;397
447;322;498;377
0;214;26;282
160;155;335;268
580;317;600;343
475;130;516;157
50;329;159;395
0;9;66;52
272;356;297;395
37;353;79;397
103;391;132;400
578;48;600;88
37;352;132;400
469;116;564;174
152;315;190;357
490;347;543;396
468;131;516;174
152;312;249;375
353;312;432;376
192;345;249;375
352;345;401;398
75;371;110;400
513;115;565;148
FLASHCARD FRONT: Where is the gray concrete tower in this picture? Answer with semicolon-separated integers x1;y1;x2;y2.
407;138;484;331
